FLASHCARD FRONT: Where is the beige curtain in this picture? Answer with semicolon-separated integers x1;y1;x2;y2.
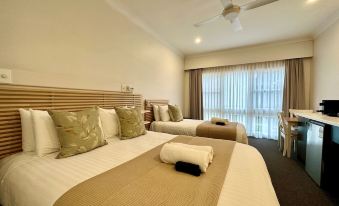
283;58;305;116
189;69;203;120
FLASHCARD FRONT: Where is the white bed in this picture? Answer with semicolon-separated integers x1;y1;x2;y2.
150;119;249;144
0;131;278;206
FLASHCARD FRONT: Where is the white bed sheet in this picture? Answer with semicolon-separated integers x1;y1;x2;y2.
0;131;278;206
150;119;248;144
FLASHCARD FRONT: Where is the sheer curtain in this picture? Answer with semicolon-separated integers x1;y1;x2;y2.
202;61;285;139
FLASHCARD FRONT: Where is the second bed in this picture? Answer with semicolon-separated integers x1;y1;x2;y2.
150;119;248;144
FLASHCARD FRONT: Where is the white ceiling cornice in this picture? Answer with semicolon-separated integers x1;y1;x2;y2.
104;0;183;57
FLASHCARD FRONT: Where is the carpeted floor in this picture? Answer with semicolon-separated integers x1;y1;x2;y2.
248;137;337;206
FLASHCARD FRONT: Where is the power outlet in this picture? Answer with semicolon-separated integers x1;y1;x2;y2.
0;68;12;84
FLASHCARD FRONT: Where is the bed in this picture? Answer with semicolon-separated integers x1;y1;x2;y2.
150;119;248;144
0;131;278;206
145;100;248;144
0;85;278;206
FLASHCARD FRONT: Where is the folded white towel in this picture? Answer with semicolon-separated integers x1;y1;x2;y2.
168;142;214;163
160;143;211;172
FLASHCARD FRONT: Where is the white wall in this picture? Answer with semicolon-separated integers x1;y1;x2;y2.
312;18;339;110
0;0;184;106
184;39;313;70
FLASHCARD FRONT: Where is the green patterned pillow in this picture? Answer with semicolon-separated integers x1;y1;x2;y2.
48;108;107;159
115;107;146;139
168;105;183;122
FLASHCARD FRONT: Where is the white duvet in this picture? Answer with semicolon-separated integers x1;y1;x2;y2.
150;119;249;144
0;131;278;206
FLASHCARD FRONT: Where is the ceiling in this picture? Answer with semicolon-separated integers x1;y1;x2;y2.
110;0;339;55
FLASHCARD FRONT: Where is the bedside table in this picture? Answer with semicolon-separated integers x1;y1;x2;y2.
142;110;151;130
144;121;151;130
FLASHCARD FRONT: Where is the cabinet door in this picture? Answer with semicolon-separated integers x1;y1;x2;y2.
296;118;308;163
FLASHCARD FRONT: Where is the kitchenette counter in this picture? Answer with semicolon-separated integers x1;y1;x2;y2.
291;111;339;128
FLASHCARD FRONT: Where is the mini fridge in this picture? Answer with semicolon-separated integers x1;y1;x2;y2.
305;120;325;186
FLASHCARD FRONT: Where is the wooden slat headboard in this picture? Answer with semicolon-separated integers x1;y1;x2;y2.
144;99;169;124
0;84;143;159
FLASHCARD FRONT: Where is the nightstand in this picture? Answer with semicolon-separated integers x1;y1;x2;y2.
144;121;151;130
142;110;151;130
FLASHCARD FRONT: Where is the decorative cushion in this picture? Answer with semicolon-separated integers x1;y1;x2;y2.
168;105;184;122
98;107;119;138
48;108;107;159
152;105;160;121
115;107;146;139
19;108;36;152
31;109;60;157
159;105;171;122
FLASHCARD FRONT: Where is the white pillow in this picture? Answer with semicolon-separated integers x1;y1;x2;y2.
30;109;60;157
18;109;35;152
152;105;160;121
159;105;171;122
98;107;119;138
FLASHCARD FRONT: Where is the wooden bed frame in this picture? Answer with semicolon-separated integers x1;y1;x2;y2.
0;84;143;159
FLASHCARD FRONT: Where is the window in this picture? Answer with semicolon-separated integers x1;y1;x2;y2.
202;61;285;139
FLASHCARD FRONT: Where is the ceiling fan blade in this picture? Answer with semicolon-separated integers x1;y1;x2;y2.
230;17;243;32
241;0;278;11
220;0;233;8
194;14;223;27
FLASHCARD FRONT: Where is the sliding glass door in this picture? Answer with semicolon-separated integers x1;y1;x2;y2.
202;61;285;139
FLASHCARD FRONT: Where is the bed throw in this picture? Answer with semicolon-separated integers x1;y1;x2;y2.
197;121;238;141
160;143;213;172
54;135;236;206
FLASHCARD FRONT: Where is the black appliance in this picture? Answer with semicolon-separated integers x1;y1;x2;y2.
317;100;339;117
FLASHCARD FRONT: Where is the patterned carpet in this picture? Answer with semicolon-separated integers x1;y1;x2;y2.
248;137;337;206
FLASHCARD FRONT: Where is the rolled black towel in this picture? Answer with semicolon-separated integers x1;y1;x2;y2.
175;161;201;176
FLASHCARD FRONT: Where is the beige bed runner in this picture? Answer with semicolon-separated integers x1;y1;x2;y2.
54;135;236;206
196;121;238;141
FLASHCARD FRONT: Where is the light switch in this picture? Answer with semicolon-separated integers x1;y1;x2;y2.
0;68;12;84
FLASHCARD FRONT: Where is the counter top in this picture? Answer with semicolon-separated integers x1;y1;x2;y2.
292;111;339;127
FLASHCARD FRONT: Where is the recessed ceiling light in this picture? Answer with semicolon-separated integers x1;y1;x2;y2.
306;0;318;4
195;37;201;44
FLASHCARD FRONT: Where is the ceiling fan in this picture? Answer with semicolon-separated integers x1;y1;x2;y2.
194;0;279;31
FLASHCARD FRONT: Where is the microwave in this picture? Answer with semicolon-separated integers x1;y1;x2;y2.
318;100;339;117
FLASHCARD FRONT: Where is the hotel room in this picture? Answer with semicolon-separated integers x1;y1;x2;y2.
0;0;339;205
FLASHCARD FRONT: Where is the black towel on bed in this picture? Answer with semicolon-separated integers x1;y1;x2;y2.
175;161;201;176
